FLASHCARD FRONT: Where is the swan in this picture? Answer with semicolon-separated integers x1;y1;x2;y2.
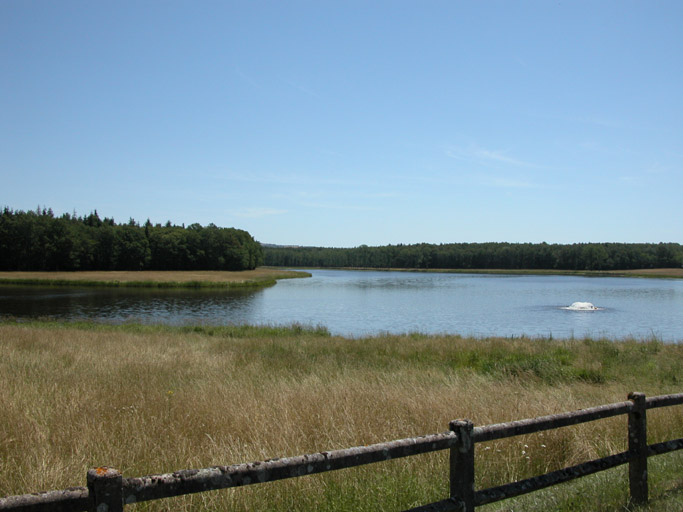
566;301;598;310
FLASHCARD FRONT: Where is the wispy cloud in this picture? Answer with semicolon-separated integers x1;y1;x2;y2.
579;140;640;158
619;163;670;184
360;191;401;199
232;208;287;218
409;169;545;190
297;201;380;211
218;170;410;192
577;116;628;129
234;67;265;91
478;175;541;189
283;78;320;98
645;163;668;175
522;109;640;131
219;171;355;187
235;67;320;99
441;144;552;189
445;144;545;169
472;148;534;167
515;56;532;70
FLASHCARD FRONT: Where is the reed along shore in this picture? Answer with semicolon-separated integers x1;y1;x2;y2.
1;321;681;511
0;268;310;289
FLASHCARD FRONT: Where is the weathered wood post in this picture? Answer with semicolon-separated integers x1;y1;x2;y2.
87;467;123;512
449;419;475;512
628;392;648;505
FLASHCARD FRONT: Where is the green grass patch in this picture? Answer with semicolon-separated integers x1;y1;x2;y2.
4;319;678;388
0;318;330;338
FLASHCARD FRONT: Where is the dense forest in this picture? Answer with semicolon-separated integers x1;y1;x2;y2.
3;207;680;273
0;207;263;271
264;241;682;271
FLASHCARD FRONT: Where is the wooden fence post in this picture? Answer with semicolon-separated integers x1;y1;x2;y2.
628;392;648;505
450;419;475;512
87;467;123;512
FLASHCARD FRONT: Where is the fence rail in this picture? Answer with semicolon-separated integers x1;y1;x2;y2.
124;431;459;505
471;400;632;442
1;391;681;512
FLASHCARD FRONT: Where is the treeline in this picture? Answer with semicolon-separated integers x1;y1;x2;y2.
0;207;263;271
264;241;682;271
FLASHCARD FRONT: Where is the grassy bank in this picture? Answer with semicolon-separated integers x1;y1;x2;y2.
0;268;311;289
606;268;683;279
0;321;681;511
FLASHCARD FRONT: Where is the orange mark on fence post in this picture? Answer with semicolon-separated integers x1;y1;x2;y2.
87;467;123;512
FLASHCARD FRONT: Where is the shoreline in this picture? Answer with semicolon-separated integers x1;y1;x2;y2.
0;268;311;289
274;266;683;279
0;267;679;289
2;318;679;344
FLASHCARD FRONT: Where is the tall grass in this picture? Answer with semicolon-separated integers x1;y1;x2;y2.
0;321;681;510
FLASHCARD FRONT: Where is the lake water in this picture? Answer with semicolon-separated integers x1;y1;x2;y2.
1;270;682;342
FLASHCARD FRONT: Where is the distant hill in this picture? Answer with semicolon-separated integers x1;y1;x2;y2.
260;243;303;249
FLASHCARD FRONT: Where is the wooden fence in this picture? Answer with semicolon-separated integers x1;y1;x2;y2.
1;391;681;512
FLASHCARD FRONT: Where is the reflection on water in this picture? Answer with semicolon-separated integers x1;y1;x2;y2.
0;286;264;325
1;270;682;342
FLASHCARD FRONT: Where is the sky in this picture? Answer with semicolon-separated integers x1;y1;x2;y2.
2;1;682;247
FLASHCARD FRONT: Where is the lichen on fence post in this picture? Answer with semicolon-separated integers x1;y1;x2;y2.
628;392;648;505
449;419;474;512
87;467;123;512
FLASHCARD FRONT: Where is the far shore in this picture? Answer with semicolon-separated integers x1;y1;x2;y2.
0;268;311;289
273;266;683;279
0;267;680;289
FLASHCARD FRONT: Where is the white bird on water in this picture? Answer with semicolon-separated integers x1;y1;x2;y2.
566;301;599;311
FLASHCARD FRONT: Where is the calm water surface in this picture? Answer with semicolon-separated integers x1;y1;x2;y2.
1;270;682;341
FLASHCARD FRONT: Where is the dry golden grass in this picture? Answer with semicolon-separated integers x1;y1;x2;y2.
0;268;308;287
608;268;683;278
0;323;681;511
466;267;683;279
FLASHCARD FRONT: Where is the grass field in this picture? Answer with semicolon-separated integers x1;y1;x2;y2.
0;268;310;288
0;321;681;510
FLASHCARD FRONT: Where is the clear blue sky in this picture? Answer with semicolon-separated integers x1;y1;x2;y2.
2;1;682;247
